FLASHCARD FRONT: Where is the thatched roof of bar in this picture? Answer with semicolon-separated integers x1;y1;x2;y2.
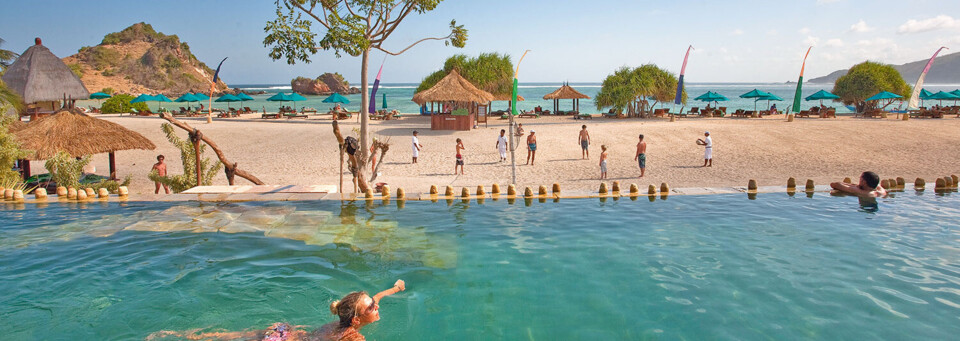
13;109;155;160
1;38;89;104
543;84;590;100
412;70;495;105
492;94;524;101
5;118;27;133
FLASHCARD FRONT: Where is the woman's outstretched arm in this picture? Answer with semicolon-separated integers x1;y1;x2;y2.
372;279;406;303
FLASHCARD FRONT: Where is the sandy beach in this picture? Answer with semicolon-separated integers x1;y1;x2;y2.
64;113;960;195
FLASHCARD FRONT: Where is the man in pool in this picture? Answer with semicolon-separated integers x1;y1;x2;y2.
831;171;887;198
146;280;406;341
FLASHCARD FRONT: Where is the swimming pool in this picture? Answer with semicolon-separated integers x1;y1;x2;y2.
2;192;959;340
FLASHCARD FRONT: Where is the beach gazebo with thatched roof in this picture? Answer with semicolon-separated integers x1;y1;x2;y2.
412;70;495;130
1;38;89;119
13;109;155;179
543;83;591;114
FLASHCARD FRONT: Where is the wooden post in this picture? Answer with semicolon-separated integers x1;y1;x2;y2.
108;152;116;180
159;113;264;185
20;160;31;180
190;130;202;186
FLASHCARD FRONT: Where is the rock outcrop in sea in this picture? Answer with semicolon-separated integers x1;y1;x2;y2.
290;73;360;95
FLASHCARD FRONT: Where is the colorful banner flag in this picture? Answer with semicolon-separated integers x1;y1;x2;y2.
674;45;693;105
907;46;948;109
208;57;227;120
369;62;384;113
791;47;812;113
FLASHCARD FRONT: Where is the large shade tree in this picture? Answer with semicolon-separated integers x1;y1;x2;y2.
264;0;467;165
417;53;514;97
833;61;911;112
595;64;684;114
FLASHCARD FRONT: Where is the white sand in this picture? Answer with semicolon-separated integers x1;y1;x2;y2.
61;113;960;194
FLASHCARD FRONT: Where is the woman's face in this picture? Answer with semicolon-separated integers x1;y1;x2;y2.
356;295;380;324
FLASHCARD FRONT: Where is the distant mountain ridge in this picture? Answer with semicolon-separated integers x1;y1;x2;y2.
62;23;228;95
808;52;960;84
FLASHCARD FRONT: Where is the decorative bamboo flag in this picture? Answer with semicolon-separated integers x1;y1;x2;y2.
208;57;227;121
674;45;693;105
792;47;812;113
369;62;384;113
907;46;948;109
512;50;531;117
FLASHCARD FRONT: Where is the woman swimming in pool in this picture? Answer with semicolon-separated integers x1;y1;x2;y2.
147;280;406;341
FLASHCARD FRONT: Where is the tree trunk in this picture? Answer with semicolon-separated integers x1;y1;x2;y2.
360;48;370;162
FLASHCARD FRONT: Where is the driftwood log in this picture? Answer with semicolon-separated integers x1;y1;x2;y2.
160;113;264;185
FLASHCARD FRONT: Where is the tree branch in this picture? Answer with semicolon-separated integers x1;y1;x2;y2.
159;113;265;185
374;3;414;42
289;1;331;30
375;34;454;56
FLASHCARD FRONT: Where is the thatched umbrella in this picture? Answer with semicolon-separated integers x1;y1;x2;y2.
543;83;591;113
413;70;495;106
13;109;156;179
1;38;89;108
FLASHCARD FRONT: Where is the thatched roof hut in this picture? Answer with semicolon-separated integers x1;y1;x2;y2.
412;70;495;105
13;109;155;178
492;94;524;101
543;83;590;113
1;38;89;104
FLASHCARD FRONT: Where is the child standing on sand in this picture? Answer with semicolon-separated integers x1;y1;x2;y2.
599;145;608;179
455;138;465;175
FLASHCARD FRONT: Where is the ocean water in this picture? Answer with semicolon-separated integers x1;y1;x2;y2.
2;192;960;340
80;83;960;116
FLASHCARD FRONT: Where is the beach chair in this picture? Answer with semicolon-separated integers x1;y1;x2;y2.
687;107;699;117
518;110;539;118
743;110;757;118
576;112;593;120
821;108;836;118
283;111;308;119
716;107;727;117
602;109;618;118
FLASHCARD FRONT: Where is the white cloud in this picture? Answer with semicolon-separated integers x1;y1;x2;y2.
849;20;874;33
799;27;811;35
825;39;844;47
804;36;820;46
730;29;744;36
898;15;959;34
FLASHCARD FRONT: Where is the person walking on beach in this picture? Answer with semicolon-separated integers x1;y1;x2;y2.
496;129;508;162
526;130;537;165
579;125;591;159
412;130;422;164
634;134;647;178
455;138;466;175
515;122;525;136
599;145;608;179
370;138;378;174
696;131;712;167
152;155;170;194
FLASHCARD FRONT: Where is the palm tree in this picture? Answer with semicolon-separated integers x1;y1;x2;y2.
0;38;19;71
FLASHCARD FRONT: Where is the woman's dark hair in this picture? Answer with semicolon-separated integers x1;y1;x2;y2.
862;171;881;189
330;291;368;328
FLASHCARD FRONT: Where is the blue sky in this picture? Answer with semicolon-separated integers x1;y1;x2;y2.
2;0;959;84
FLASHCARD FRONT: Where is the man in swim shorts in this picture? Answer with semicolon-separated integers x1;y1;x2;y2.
634;134;647;177
526;130;537;165
455;138;465;175
579;125;591;159
599;145;608;179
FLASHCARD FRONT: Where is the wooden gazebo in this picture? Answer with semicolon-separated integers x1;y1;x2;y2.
413;70;495;131
13;109;156;179
543;83;590;114
1;38;89;120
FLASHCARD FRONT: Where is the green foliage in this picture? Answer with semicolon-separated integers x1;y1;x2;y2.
148;123;222;193
68;63;84;78
44;151;90;189
416;53;513;96
100;87;115;95
0;37;18;70
162;54;182;70
80;46;122;70
833;61;911;109
264;1;467;63
0;108;31;185
327;72;348;87
101;22;162;45
102;68;116;77
0;79;22;112
595;64;685;112
101;93;148;114
89;176;132;194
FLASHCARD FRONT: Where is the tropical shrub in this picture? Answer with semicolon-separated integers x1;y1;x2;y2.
101;93;148;114
44;151;90;189
833;61;911;111
596;64;685;113
0;107;30;185
416;53;513;97
147;123;222;193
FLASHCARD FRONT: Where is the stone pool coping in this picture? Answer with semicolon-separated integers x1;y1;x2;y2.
4;183;949;205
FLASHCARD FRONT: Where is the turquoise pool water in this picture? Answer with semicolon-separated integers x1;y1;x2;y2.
2;193;960;340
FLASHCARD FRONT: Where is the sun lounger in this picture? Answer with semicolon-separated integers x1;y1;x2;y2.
576;112;593;120
283;112;308;119
602;109;618;118
301;107;318;114
261;112;281;119
518;110;539;118
820;108;836;118
687;107;699;117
